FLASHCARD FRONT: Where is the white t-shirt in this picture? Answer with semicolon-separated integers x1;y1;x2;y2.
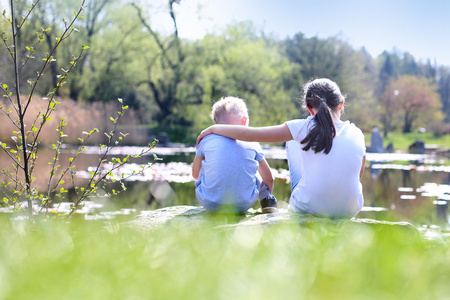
285;117;366;218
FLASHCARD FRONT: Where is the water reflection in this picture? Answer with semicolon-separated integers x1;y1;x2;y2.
435;200;448;228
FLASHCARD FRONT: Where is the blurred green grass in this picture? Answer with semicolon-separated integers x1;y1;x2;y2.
364;132;450;151
0;216;449;300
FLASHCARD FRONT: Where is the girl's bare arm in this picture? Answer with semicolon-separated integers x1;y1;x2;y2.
359;155;366;180
196;123;293;146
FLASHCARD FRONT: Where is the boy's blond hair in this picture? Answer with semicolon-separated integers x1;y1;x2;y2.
211;97;248;124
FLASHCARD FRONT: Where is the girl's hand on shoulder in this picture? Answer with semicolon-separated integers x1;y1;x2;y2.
196;126;214;146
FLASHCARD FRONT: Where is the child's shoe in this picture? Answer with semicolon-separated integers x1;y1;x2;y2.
260;195;278;214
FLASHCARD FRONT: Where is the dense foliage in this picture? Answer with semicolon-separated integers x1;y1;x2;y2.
1;0;449;143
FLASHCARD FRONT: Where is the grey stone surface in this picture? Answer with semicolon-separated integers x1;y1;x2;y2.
123;205;420;237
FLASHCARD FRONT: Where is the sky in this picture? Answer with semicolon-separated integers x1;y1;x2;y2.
151;0;450;66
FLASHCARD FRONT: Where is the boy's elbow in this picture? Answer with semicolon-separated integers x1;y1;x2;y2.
264;176;274;190
192;169;199;180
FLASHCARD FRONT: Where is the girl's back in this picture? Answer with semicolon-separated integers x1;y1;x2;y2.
286;118;365;218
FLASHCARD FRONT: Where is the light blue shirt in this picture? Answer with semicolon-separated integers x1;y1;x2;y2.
195;134;264;212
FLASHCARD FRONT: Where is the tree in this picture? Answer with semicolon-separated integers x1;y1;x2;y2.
382;75;442;134
400;52;418;75
285;33;349;81
67;0;115;100
437;66;450;122
376;51;400;97
76;3;145;105
131;0;192;126
187;23;297;130
0;0;156;217
0;0;88;215
379;86;397;137
284;33;377;130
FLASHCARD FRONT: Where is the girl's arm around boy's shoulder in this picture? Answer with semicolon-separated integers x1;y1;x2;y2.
197;123;293;145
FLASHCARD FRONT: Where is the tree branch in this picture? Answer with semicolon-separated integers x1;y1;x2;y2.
130;2;175;69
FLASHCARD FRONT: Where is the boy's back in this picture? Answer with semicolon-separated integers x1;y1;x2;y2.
195;134;263;212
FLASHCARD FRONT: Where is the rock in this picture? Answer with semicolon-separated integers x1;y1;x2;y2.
385;142;394;153
367;127;384;153
123;205;420;238
408;139;426;154
156;132;171;146
124;205;258;232
124;206;202;232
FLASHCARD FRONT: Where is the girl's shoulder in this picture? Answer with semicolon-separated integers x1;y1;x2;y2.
337;120;362;131
285;118;312;137
285;117;313;129
335;121;364;139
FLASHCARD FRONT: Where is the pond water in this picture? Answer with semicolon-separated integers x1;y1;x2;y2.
1;145;450;236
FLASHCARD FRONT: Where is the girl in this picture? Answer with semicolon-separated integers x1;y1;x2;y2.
196;78;366;218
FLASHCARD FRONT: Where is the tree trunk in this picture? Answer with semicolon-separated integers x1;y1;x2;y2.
403;111;412;133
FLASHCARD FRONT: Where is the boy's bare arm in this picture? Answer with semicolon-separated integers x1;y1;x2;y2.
258;158;274;193
192;155;204;180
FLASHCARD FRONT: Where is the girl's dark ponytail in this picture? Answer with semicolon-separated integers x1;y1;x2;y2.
300;79;343;154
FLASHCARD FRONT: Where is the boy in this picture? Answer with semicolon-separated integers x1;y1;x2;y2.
192;97;277;213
